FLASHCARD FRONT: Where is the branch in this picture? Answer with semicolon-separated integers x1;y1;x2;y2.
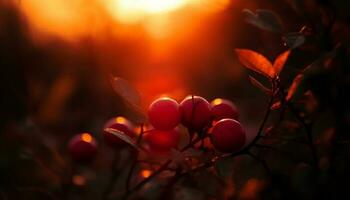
102;152;121;200
121;135;206;199
121;85;276;199
287;102;318;168
126;124;145;192
246;151;272;177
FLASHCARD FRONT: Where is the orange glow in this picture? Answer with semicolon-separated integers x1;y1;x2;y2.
72;175;86;186
81;133;93;143
106;0;187;24
115;116;127;124
141;170;152;178
19;0;230;39
212;98;223;106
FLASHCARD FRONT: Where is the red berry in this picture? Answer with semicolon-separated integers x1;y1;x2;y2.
180;95;211;130
68;133;97;163
103;117;136;148
148;97;181;130
211;98;239;120
210;119;246;153
144;129;180;153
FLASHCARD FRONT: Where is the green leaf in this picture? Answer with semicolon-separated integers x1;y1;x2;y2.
243;9;283;33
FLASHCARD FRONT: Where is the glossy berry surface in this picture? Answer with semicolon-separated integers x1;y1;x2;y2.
211;98;239;120
210;119;246;153
148;97;181;130
103;117;136;148
180;95;211;130
144;129;180;153
68;133;97;163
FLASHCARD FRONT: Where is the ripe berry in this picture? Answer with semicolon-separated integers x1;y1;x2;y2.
180;95;211;130
211;98;239;120
103;117;136;148
148;97;181;130
210;119;246;153
144;129;180;153
68;133;97;163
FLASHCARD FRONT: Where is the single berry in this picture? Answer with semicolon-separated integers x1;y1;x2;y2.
180;95;211;130
148;97;181;130
144;129;180;153
68;133;97;163
211;98;239;120
210;119;245;153
103;117;136;148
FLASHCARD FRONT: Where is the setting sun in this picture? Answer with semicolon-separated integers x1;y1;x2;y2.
121;0;185;14
106;0;189;23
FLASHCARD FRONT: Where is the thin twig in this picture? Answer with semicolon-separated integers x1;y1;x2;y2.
158;168;183;200
126;124;145;192
246;151;272;177
122;86;276;199
287;102;318;167
261;135;307;144
121;135;205;199
102;152;121;200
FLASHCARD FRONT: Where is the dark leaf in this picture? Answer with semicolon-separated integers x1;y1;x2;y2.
170;149;191;171
271;101;282;110
105;128;138;149
110;76;147;122
283;32;305;49
243;9;283;33
286;74;304;101
235;49;276;79
273;50;291;74
271;74;303;110
249;76;272;95
182;148;202;158
285;0;303;14
215;156;235;178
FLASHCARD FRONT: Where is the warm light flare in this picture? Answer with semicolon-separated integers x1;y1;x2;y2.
82;133;93;143
212;98;223;105
72;175;86;186
19;0;231;39
141;169;152;178
115;116;127;124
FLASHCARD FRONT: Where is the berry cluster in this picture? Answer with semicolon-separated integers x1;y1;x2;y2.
68;95;246;162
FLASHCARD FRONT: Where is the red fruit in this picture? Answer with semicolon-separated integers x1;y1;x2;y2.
144;129;180;153
180;95;211;130
211;98;239;120
210;119;246;153
148;97;181;130
68;133;97;163
103;117;136;148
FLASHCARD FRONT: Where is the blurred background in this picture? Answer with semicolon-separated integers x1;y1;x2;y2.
1;0;350;199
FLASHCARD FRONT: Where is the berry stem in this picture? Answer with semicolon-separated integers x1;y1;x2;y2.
102;152;121;200
126;124;145;192
277;82;318;168
287;102;318;168
246;151;272;177
121;135;205;199
260;135;307;144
